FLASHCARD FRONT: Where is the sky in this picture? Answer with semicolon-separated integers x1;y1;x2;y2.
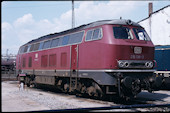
1;0;170;55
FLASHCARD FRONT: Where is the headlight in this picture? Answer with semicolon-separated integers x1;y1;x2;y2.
118;61;129;68
124;62;129;67
118;61;124;67
145;62;150;67
149;62;153;68
145;61;153;68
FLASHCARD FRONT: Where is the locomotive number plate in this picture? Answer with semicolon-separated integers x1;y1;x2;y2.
134;47;142;54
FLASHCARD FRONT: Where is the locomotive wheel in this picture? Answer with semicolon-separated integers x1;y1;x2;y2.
81;85;86;94
87;86;95;97
121;77;141;98
80;85;89;97
95;88;104;99
64;83;69;93
78;79;104;99
26;83;30;87
25;76;31;87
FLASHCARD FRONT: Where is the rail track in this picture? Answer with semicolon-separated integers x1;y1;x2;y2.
28;84;170;111
33;103;170;112
29;83;170;112
1;70;17;81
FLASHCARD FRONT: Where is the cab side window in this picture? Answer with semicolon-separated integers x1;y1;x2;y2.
42;40;51;49
85;28;102;41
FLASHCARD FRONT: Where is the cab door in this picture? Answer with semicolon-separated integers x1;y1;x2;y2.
71;45;78;71
70;45;78;91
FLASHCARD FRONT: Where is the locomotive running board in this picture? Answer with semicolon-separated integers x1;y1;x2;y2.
79;69;156;73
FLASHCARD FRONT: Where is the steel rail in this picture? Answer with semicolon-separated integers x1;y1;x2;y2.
31;103;170;112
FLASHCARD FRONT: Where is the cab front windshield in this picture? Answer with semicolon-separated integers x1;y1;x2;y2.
113;26;151;41
113;26;133;39
133;28;151;41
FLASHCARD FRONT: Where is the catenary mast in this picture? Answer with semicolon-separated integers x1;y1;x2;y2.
72;0;75;28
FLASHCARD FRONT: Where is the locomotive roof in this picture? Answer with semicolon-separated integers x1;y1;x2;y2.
23;19;141;46
155;45;170;50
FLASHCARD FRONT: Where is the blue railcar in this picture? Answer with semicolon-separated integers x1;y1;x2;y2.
155;45;170;89
155;45;170;71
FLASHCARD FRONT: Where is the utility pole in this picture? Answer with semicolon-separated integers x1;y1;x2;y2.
6;49;8;56
72;0;75;28
6;49;9;58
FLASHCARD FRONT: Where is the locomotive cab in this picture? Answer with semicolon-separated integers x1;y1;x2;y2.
105;21;162;98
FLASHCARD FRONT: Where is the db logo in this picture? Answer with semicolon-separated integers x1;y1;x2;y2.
134;47;142;54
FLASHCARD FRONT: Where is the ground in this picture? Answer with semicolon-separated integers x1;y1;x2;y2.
1;81;170;112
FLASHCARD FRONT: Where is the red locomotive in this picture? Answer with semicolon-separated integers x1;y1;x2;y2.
16;19;162;99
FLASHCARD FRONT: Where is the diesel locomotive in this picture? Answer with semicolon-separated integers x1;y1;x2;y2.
16;19;162;99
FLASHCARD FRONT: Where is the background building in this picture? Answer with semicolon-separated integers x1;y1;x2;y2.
138;4;170;46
